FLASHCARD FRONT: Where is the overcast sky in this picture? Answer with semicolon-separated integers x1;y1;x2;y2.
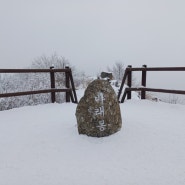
0;0;185;88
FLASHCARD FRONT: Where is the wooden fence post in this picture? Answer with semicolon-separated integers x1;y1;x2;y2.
50;66;56;103
141;65;147;99
65;66;70;102
68;71;78;103
127;65;132;99
117;68;128;101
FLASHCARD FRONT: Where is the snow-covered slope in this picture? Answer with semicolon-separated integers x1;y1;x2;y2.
0;97;185;185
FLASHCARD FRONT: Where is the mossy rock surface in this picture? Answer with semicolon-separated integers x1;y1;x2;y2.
76;79;122;137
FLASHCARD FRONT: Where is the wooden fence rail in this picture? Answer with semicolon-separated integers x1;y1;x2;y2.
118;65;185;103
0;66;78;103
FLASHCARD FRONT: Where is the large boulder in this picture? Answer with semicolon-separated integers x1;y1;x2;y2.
76;79;122;137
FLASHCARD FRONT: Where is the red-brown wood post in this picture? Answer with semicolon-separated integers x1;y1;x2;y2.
127;65;132;99
65;66;70;102
141;65;147;99
50;66;56;103
68;71;78;103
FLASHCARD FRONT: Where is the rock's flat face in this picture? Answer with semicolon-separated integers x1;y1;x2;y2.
76;79;122;137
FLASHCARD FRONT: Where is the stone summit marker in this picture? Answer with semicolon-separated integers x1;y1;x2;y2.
76;79;122;137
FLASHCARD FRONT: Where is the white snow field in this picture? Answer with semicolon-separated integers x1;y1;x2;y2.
0;97;185;185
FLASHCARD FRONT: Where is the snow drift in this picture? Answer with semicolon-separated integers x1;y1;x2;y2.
0;99;185;185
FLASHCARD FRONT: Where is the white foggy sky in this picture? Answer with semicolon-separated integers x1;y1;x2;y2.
0;0;185;79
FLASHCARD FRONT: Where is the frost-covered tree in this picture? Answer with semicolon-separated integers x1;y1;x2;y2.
31;54;68;88
31;54;85;89
107;61;125;81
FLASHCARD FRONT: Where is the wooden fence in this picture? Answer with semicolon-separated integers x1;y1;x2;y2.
0;66;78;103
118;65;185;103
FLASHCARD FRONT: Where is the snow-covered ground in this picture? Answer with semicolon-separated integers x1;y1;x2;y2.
0;91;185;185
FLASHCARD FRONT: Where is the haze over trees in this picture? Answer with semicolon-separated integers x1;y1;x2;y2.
107;61;125;82
0;55;184;111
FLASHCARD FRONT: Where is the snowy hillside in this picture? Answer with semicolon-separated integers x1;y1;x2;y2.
0;93;185;185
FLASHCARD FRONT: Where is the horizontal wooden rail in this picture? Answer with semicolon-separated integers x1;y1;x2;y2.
0;88;71;98
127;67;185;72
0;68;71;73
121;87;185;103
127;88;185;94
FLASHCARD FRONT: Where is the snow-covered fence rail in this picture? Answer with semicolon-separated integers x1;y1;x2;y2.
118;65;185;103
0;67;78;103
